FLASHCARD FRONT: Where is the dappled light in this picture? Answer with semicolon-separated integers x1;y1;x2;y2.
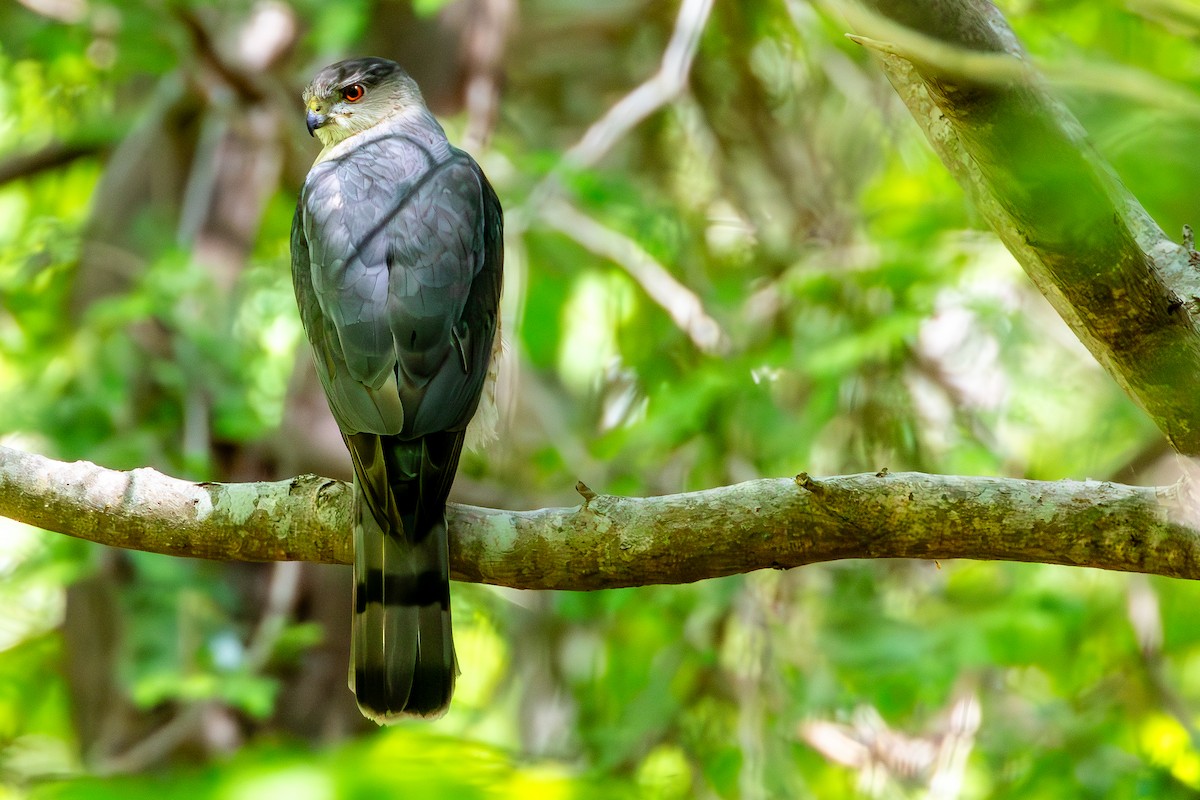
2;0;1200;797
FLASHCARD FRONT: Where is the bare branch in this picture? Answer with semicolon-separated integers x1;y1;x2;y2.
460;0;515;150
540;198;730;354
0;446;351;564
97;704;209;776
511;0;725;356
0;140;107;187
176;6;269;104
14;0;84;23
517;0;713;213
3;445;1199;590
1126;575;1200;752
562;0;714;170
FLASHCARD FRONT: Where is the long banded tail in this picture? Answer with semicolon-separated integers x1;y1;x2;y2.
346;431;460;722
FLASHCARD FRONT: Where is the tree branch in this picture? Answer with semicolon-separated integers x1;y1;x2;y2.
511;0;726;356
0;140;107;187
842;0;1200;455
540;198;731;354
3;445;1198;589
559;0;714;171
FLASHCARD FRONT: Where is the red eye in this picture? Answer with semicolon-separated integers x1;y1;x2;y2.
342;83;365;102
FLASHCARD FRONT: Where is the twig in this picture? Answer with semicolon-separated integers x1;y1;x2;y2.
244;561;304;672
540;198;730;354
96;704;208;775
461;0;515;150
512;0;723;355
0;141;107;187
561;0;714;171
14;0;83;22
840;9;1200;123
1127;575;1200;751
175;6;267;103
518;0;713;210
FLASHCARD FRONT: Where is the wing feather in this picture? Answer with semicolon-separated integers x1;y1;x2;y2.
295;132;501;438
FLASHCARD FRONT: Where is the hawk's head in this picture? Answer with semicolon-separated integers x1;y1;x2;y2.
301;57;425;149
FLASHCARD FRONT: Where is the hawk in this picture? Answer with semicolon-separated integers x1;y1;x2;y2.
290;57;502;722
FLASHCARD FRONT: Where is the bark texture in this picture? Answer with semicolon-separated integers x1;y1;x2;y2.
848;0;1200;454
3;445;1197;589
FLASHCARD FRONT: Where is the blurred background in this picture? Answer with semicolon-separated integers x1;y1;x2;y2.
1;0;1200;797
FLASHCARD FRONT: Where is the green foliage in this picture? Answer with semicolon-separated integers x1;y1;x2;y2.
0;0;1198;797
30;730;626;800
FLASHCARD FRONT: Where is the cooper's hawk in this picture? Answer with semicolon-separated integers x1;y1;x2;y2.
290;58;502;722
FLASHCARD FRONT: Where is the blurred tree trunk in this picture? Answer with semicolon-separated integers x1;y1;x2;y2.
846;0;1200;454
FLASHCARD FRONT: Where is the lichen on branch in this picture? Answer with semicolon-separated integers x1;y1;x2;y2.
2;445;1198;589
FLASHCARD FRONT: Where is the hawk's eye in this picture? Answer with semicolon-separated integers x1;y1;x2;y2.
342;83;365;103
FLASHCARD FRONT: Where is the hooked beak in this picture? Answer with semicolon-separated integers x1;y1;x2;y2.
306;109;327;137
